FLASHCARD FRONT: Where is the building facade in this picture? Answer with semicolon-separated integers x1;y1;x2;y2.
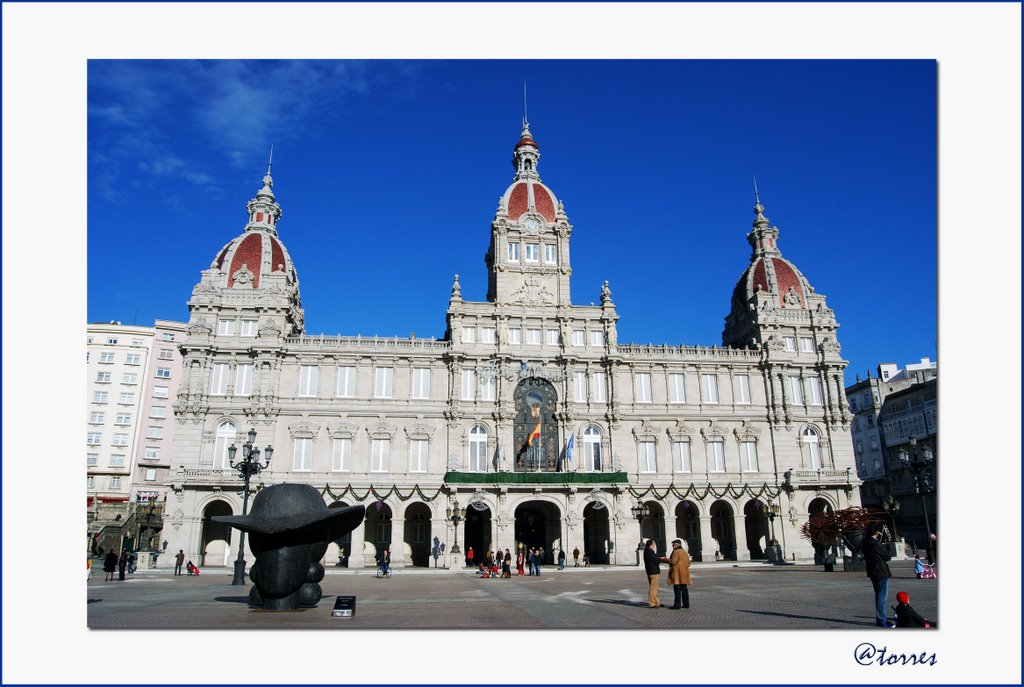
165;124;861;569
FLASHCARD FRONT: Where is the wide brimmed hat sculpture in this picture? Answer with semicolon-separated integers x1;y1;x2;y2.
214;483;365;611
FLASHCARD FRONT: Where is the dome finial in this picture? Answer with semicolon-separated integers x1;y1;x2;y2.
522;80;530;134
753;175;765;216
262;145;274;189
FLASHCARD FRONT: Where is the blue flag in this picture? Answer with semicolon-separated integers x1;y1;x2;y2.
566;433;575;463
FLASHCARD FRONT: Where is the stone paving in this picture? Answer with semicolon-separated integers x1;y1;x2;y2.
86;560;937;630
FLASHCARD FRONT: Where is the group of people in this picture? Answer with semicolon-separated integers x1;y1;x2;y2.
642;538;692;609
101;550;135;581
470;545;587;577
862;524;934;628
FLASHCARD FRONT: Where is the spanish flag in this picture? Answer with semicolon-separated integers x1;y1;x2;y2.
528;420;541;446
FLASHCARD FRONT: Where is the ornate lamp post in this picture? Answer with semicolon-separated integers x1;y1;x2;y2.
630;501;650;566
881;494;901;539
445;499;467;557
897;435;934;556
226;428;273;586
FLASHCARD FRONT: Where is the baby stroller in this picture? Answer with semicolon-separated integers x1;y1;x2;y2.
186;560;201;576
919;562;936;579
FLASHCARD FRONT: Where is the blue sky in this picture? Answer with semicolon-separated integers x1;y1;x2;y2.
87;60;936;385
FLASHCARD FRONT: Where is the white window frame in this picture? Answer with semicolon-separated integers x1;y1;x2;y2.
740;441;759;472
89;412;105;424
109;454;126;467
98;352;115;364
213;421;235;469
144;447;160;460
112;433;129;447
217;319;236;336
122;373;138;385
589;331;604;347
673;441;692;473
371;439;390;473
125;353;141;365
572;330;585;347
468;426;488;472
480;374;496;402
235;364;253;396
524;243;539;263
544;244;557;264
158;348;174;360
461;369;477;401
336;366;356;398
119;392;136;404
144;468;157;482
87;432;102;445
700;374;720;404
591;372;607;403
96;371;111;383
733;375;751;404
545;329;559;346
152;386;168;399
409;439;428;473
93;391;109;403
783;336;797;352
115;413;131;425
411;368;430;400
149;406;166;419
526;328;541;345
507;242;520;262
240;319;258;337
574;371;587;402
155;367;172;379
508;328;522;345
634;373;652;403
298;365;318;397
801;427;823;470
799;336;815;353
87;453;99;466
210;363;229;396
293;437;313;471
331;438;351;472
804;376;823;406
374;367;393;399
110;477;121;490
789;376;804;405
479;327;495;344
638;440;657;473
707;439;726;472
668;373;686;403
146;426;163;439
462;327;476;344
583;427;602;471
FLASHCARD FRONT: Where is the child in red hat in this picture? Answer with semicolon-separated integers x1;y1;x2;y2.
893;591;932;628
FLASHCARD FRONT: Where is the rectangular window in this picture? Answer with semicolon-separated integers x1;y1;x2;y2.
112;433;129;446
158;348;174;360
634;373;652;403
524;243;539;262
789;376;804;405
479;327;495;344
804;377;823;406
125;353;141;365
93;391;108;403
544;244;557;264
574;371;587;402
668;373;686;403
638;441;657;473
160;333;174;342
96;371;111;383
235;364;253;396
109;454;126;467
480;374;496;401
700;374;719;403
707;440;726;472
374;367;393;399
89;412;105;424
240;319;258;337
118;392;136;404
155;367;172;379
87;453;99;466
144;468;157;481
217;319;236;336
152;386;168;399
409;439;428;473
144;447;160;460
210;363;229;396
122;373;138;385
589;331;604;347
106;337;119;345
783;336;797;352
99;352;115;364
591;372;607;402
411;368;430;399
371;439;390;472
115;413;131;425
869;436;879;450
150;406;166;419
508;328;522;344
740;441;759;471
462;327;476;344
331;438;351;472
462;369;477;401
673;441;692;472
293;438;313;471
545;329;559;346
526;329;541;345
733;375;751;404
87;432;102;445
572;330;585;347
298;365;318;397
507;242;520;262
336;366;356;398
146;426;163;439
799;337;815;353
87;476;95;489
110;477;121;490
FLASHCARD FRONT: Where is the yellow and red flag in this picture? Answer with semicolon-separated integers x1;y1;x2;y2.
528;420;541;446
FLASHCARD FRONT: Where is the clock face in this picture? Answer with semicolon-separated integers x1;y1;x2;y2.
524;217;541;234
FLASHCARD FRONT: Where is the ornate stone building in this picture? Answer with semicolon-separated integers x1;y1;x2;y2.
165;123;860;569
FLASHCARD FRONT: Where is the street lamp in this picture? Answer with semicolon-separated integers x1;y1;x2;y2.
226;427;274;586
630;501;650;566
445;499;467;556
765;503;784;563
881;494;901;539
897;435;934;556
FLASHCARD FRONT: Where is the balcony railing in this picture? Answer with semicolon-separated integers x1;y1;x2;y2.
445;470;629;485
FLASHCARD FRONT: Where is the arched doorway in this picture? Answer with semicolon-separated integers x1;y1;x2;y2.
709;500;736;560
404;503;432;567
640;501;666;554
364;501;393;563
808;497;835;564
513;378;560;471
583;501;611;564
675;500;702;562
743;500;768;560
464;503;492;563
200;500;233;567
514;500;562;564
327;501;352;567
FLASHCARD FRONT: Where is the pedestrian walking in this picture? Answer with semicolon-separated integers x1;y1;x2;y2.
503;549;512;578
527;548;535;575
664;539;692;609
103;550;118;581
642;539;662;608
535;547;543;576
127;552;137;575
516;549;525;576
174;549;185;576
467;546;475;568
862;524;894;627
573;546;580;567
557;549;566;570
118;549;128;581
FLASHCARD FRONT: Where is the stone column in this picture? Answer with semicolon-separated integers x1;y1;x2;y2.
391;517;406;568
348;517;368;569
698;514;716;561
733;514;751;561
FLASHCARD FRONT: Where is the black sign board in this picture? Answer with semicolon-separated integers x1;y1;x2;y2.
332;595;356;618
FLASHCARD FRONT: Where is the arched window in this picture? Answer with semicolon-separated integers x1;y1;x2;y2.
583;426;602;471
801;426;822;470
213;420;236;469
468;425;488;472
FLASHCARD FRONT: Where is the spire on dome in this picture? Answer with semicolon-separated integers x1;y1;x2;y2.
512;121;541;182
746;181;779;258
246;154;283;234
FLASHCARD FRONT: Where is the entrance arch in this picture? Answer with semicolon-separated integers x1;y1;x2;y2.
675;500;702;562
709;500;737;560
200;499;233;567
808;497;835;564
743;500;769;560
464;503;492;563
640;501;667;554
404;503;432;567
364;502;393;563
583;501;611;564
514;500;563;564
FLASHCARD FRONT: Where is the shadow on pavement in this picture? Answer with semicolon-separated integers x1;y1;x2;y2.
738;609;872;627
213;596;253;605
588;598;649;608
87;599;102;604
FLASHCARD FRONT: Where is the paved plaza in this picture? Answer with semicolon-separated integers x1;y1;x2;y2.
86;559;936;630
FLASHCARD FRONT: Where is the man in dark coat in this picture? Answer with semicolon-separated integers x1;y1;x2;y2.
862;524;893;627
642;539;662;608
103;550;118;581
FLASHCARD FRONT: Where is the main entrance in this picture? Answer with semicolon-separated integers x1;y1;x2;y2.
514;500;562;564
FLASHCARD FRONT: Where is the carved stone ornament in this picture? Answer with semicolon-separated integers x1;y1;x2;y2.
733;420;762;441
765;335;786;351
232;263;256;288
450;274;462;299
783;287;802;306
600;280;612;304
700;421;726;441
327;418;359;439
819;336;841;353
287;419;318;440
258;319;283;337
188;316;213;335
510;276;555;307
448;455;460;470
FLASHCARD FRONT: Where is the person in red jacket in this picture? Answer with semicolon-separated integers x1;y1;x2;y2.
894;591;933;628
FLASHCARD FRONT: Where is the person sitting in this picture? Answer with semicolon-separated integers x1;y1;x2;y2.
186;560;199;576
893;591;932;628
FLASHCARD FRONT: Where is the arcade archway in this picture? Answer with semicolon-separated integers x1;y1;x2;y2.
583;501;611;564
200;500;232;567
743;500;769;560
709;500;737;560
404;503;432;567
514;500;563;564
675;500;702;562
